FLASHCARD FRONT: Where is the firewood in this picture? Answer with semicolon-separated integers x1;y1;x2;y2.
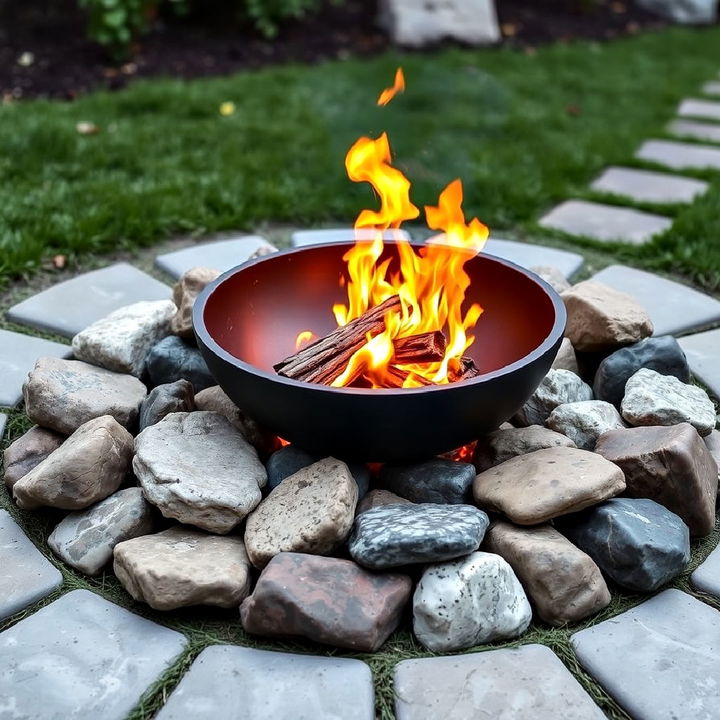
392;331;446;364
378;365;434;389
455;356;480;381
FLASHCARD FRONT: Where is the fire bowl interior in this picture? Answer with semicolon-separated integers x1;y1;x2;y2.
194;241;566;462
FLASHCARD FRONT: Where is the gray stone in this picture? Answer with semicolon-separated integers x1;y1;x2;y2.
7;263;171;338
590;166;708;204
0;329;71;407
636;139;720;170
155;235;276;279
394;644;605;720
413;551;531;652
678;327;720;399
170;267;221;338
0;589;187;720
704;429;720;479
621;367;716;436
678;98;720;120
513;369;593;426
3;426;65;491
48;488;155;575
356;488;412;515
0;413;5;441
692;543;720;596
530;265;571;293
145;335;215;392
349;503;489;570
591;264;720;336
134;411;266;533
546;400;626;450
638;0;717;22
702;81;720;95
71;299;176;376
551;337;580;373
155;645;374;720
139;379;195;430
291;227;411;247
0;510;62;621
558;498;690;592
668;118;720;143
482;237;584;279
379;459;475;504
572;589;720;720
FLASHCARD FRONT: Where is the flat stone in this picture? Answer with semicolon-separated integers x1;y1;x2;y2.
413;551;531;652
669;118;720;143
291;227;412;247
241;552;411;652
395;644;605;720
348;503;489;570
590;166;708;204
48;488;156;575
170;267;221;338
0;329;71;407
558;498;690;592
155;235;276;279
145;335;215;392
0;510;62;620
678;98;720;121
379;459;475;504
139;379;195;430
134;411;266;533
546;400;626;450
692;543;720;596
356;488;412;515
483;238;584;278
530;265;571;293
155;645;374;720
513;369;593;426
7;263;171;338
595;424;717;536
636;139;720;170
621;367;716;436
591;264;720;336
473;447;626;525
23;356;147;434
0;589;187;720
245;458;358;569
572;589;720;720
3;426;65;491
114;527;252;610
551;337;580;373
702;81;720;95
678;327;720;399
538;200;671;245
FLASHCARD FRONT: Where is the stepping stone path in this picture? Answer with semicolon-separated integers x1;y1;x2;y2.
678;98;720;121
668;118;720;143
702;81;720;95
483;237;584;278
678;327;720;398
291;227;411;247
590;166;708;204
636;139;720;170
692;543;720;597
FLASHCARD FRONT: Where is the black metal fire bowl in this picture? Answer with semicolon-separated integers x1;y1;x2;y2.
193;241;567;463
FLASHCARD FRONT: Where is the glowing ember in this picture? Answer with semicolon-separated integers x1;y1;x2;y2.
377;67;406;106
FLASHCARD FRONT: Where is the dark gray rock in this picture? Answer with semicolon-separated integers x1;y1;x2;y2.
380;459;474;504
558;498;690;592
145;336;215;392
349;503;489;570
593;336;690;408
139;379;195;430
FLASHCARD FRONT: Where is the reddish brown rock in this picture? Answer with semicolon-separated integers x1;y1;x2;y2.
240;552;412;652
356;489;411;516
595;423;718;536
3;426;65;491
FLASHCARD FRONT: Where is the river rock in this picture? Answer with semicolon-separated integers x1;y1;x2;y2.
562;281;653;352
473;447;625;525
48;487;155;575
3;426;64;491
512;369;593;427
145;336;215;392
356;489;411;516
170;267;220;338
595;424;718;536
558;497;690;592
13;416;133;510
240;552;412;652
484;521;610;626
23;357;147;434
380;459;475;504
134;412;266;534
348;503;489;570
139;379;195;430
621;368;716;436
473;425;575;473
546;400;626;450
114;526;252;610
551;337;580;374
244;458;358;569
413;551;531;652
71;300;176;377
531;265;571;294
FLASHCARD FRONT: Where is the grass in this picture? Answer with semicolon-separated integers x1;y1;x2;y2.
2;26;720;291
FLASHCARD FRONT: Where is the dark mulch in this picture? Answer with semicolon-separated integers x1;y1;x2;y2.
1;0;675;100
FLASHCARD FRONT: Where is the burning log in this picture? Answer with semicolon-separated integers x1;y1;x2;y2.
380;366;434;389
392;331;446;364
454;356;481;381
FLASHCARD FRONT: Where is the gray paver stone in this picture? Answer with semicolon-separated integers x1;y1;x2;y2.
155;645;374;720
678;328;720;399
590;166;708;204
0;509;63;620
636;139;720;170
572;589;720;720
678;98;720;120
668;118;720;143
702;81;720;95
483;237;584;278
692;543;720;596
291;227;411;247
0;589;187;720
7;263;171;338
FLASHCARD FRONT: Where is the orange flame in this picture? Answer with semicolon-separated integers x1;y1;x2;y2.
295;330;317;351
377;68;405;106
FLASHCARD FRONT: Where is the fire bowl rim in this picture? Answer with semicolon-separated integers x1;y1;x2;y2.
193;240;567;396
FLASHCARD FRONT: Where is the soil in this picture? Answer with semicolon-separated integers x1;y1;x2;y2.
0;0;679;100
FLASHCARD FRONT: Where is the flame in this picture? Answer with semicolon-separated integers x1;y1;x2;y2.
377;68;405;106
295;330;317;351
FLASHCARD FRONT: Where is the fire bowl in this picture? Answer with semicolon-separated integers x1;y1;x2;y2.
193;241;566;463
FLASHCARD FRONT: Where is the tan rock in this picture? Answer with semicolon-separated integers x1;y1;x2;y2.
3;426;65;491
356;489;411;516
473;447;625;525
484;521;611;626
170;267;220;338
551;337;580;374
562;281;653;352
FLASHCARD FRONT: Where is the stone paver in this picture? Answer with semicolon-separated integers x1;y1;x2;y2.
572;589;720;720
6;263;171;338
291;227;412;247
636;140;720;171
538;200;672;245
590;166;708;204
483;237;584;278
678;98;720;121
394;644;604;720
678;328;720;397
691;543;720;596
0;413;6;440
0;509;63;620
0;329;71;407
155;235;275;279
0;589;187;720
668;119;720;143
591;265;720;336
702;81;720;95
155;645;374;720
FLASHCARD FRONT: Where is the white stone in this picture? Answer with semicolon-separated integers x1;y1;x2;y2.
72;300;176;377
590;167;708;204
551;337;580;374
513;369;593;427
291;227;411;248
678;328;720;399
484;238;584;279
413;551;531;652
546;401;626;451
678;98;720;121
636;140;720;171
636;0;717;23
669;118;720;143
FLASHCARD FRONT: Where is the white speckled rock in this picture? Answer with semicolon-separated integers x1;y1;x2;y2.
413;551;531;652
72;300;176;377
513;369;593;426
621;368;716;437
546;400;626;450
